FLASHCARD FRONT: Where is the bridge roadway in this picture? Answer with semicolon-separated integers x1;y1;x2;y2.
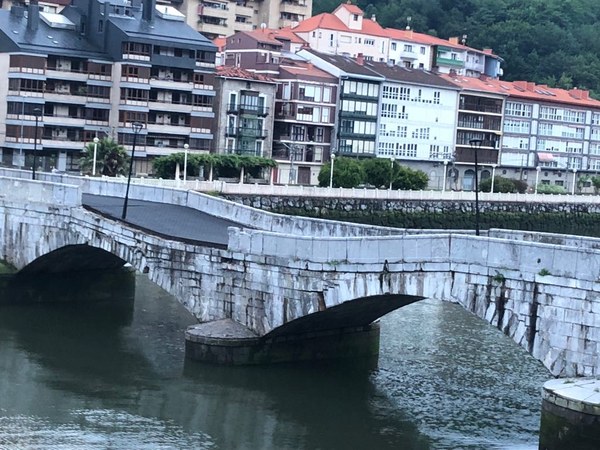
82;194;246;248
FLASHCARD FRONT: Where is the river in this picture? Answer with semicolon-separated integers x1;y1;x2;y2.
0;273;550;449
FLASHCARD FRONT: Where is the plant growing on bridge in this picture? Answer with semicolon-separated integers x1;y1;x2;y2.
538;268;552;276
79;138;129;177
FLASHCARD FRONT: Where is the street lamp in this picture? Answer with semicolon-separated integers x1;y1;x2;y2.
572;168;577;195
183;143;189;182
442;160;448;192
329;153;336;188
389;156;395;190
535;166;541;194
490;164;497;193
121;121;144;220
469;139;483;236
31;107;42;180
92;136;99;176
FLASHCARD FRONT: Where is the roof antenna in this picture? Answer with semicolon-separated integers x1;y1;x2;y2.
260;23;266;33
461;34;467;45
406;16;411;30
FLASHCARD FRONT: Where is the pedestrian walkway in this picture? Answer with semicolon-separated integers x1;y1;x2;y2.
82;194;246;247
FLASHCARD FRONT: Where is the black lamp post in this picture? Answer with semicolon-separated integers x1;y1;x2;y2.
121;121;144;220
469;139;483;236
31;107;42;180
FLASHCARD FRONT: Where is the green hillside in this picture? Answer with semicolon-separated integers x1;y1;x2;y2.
314;0;600;98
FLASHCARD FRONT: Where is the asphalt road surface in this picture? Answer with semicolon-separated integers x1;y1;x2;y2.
82;194;248;247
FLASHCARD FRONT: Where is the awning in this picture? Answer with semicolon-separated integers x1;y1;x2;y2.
537;152;554;162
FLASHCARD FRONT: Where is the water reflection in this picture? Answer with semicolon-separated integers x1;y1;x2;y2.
0;273;549;449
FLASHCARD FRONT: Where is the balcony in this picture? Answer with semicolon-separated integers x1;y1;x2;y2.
280;0;307;15
197;21;228;36
436;56;465;67
225;126;267;139
227;103;269;116
455;147;499;165
198;3;229;19
400;50;418;60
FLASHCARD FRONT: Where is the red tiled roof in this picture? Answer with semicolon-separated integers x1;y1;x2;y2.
291;12;387;37
335;2;363;15
212;37;226;52
216;66;274;82
441;74;600;108
268;28;306;45
279;60;337;80
291;13;346;33
242;29;283;47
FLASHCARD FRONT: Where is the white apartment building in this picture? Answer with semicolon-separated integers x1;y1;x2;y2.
368;63;460;166
292;3;389;62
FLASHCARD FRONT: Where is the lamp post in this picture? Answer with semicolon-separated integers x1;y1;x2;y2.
535;166;541;194
121;121;144;220
469;139;483;236
490;164;497;193
183;143;189;182
288;145;296;185
442;160;448;192
572;168;577;195
329;153;336;188
92;136;99;176
31;107;42;180
389;156;395;190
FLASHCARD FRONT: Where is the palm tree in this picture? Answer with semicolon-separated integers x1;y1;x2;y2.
80;138;130;177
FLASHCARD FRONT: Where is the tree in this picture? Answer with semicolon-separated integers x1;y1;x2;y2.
80;138;129;177
363;157;394;188
393;166;429;190
318;157;365;188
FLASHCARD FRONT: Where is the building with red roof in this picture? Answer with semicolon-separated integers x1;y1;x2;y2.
291;2;502;79
441;73;600;191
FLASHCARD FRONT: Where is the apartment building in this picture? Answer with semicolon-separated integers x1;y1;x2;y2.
179;0;312;40
0;0;217;175
298;49;384;158
213;66;276;157
272;60;338;185
366;62;460;189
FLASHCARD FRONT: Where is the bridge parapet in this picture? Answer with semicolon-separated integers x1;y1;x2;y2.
2;175;600;374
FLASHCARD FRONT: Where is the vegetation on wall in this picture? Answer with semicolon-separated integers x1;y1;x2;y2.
314;0;600;98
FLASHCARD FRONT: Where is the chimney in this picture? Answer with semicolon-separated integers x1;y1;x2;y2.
371;14;376;22
10;4;25;17
142;0;156;22
449;68;457;77
27;0;40;32
356;52;364;65
526;82;535;91
479;74;489;81
449;37;459;45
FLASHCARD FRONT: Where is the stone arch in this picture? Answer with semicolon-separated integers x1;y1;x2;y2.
264;294;424;339
17;244;126;275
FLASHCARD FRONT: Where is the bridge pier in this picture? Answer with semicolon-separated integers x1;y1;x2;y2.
185;319;380;365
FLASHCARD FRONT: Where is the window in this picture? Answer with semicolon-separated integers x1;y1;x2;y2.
420;46;426;54
382;85;399;99
98;20;104;32
353;14;358;21
364;39;375;45
433;91;440;104
391;43;397;51
403;44;413;52
540;106;562;121
381;103;397;118
505;101;532;117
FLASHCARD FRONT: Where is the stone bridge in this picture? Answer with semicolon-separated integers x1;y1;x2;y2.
1;171;600;375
